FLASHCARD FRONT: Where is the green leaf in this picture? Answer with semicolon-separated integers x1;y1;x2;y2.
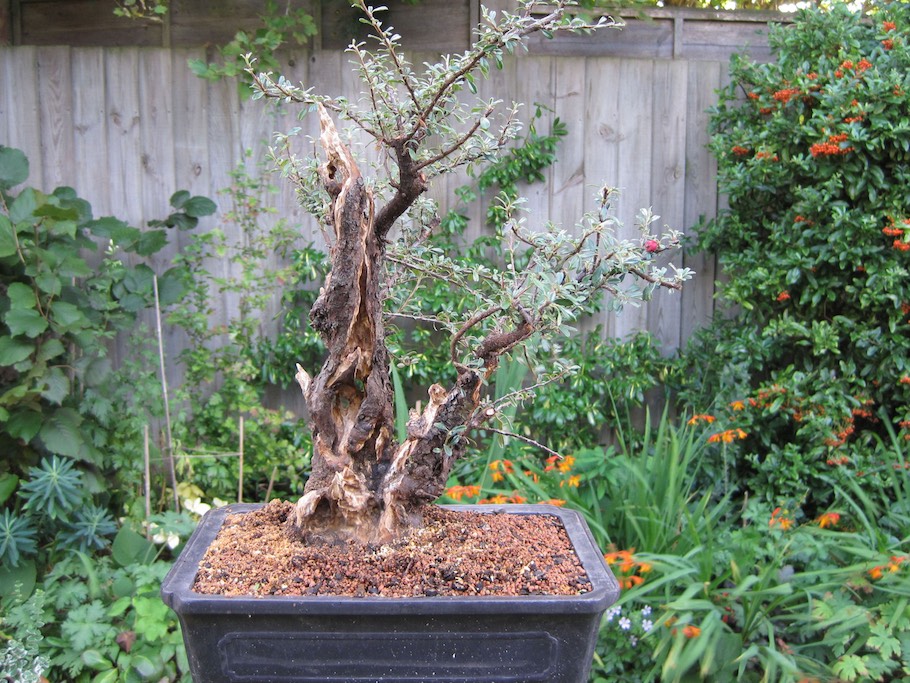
7;410;42;443
155;267;186;305
169;190;191;209
182;195;217;218
131;653;164;679
50;300;90;333
38;407;85;458
4;307;48;338
0;146;29;189
6;281;36;308
91;669;119;683
81;649;114;671
34;267;62;296
833;655;870;681
112;525;156;566
9;187;39;223
0;335;34;365
87;216;139;243
62;601;118;651
36;337;65;362
0;215;18;257
40;366;71;404
0;473;18;506
868;625;901;659
135;228;169;256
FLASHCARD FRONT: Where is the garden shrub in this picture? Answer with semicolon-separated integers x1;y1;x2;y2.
0;144;213;682
679;2;910;513
166;154;314;502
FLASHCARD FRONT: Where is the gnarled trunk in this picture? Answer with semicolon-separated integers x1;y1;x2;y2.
291;106;485;543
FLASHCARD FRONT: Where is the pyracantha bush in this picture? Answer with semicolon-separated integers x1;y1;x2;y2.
681;2;910;511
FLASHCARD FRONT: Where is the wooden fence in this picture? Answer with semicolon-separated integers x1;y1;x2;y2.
0;7;789;390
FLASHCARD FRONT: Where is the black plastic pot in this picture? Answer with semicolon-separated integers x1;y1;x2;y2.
161;503;619;683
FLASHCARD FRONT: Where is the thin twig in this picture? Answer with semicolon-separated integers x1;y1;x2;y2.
475;425;562;459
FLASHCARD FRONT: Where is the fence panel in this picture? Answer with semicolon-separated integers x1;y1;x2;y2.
0;17;768;385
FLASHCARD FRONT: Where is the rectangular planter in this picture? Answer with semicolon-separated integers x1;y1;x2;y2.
161;503;620;683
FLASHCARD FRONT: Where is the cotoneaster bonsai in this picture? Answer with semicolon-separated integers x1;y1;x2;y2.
161;2;692;681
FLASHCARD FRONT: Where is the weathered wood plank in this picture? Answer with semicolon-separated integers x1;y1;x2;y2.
5;46;44;185
138;49;177;246
549;55;586;234
71;47;110;213
612;58;654;342
514;54;555;233
647;59;688;353
19;0;162;46
37;46;74;191
527;19;673;59
582;57;622;337
681;59;722;344
104;48;144;227
169;0;262;48
320;0;470;53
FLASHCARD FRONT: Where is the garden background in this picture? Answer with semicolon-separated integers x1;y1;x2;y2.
2;1;909;682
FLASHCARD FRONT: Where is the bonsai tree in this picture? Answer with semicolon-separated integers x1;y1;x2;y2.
247;0;692;543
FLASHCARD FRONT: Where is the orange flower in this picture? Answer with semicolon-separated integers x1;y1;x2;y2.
540;499;566;507
687;414;716;425
561;474;581;488
883;39;894;50
816;512;841;529
777;291;791;302
507;493;527;504
682;625;701;638
479;494;509;505
708;428;748;444
772;88;800;104
732;145;751;156
769;507;795;530
883;20;896;31
900;376;910;385
620;575;644;589
869;565;884;580
557;455;576;474
894;240;910;252
445;485;482;501
730;400;746;411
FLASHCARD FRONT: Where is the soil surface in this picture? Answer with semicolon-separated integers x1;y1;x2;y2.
192;500;592;598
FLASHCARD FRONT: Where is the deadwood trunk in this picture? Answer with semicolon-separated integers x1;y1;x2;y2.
292;106;489;543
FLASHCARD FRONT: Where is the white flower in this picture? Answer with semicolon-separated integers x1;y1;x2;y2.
183;497;212;516
619;617;632;630
150;528;180;549
641;605;652;616
629;635;639;647
642;619;653;632
605;606;621;622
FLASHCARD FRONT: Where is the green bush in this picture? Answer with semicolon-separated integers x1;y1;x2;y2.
0;144;214;683
678;3;910;512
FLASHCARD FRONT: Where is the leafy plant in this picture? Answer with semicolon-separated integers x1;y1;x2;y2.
188;1;317;90
677;2;910;512
167;153;313;502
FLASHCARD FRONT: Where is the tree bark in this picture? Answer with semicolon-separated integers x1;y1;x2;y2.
291;106;486;543
291;105;397;542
